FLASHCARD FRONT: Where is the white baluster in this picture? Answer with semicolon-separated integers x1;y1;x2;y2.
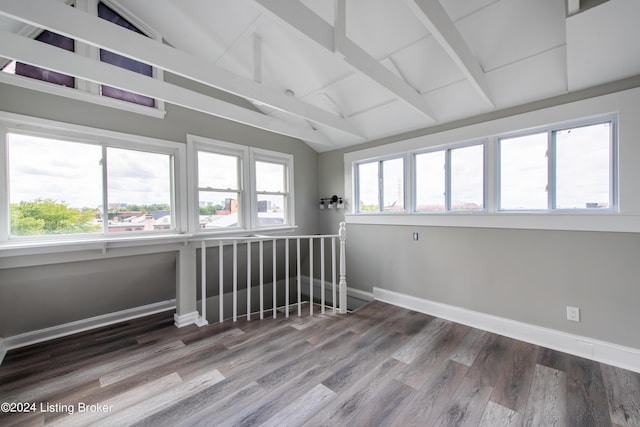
259;240;264;320
320;237;325;314
233;240;238;322
332;237;337;314
247;241;251;321
309;237;314;316
339;222;347;314
219;240;224;323
272;239;277;319
201;241;207;324
285;238;290;318
297;238;301;317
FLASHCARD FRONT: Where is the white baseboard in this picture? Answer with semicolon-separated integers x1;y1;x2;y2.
373;287;640;374
173;311;201;328
304;275;374;303
0;299;176;366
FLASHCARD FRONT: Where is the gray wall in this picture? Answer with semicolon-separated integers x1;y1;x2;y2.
318;81;640;350
0;77;319;337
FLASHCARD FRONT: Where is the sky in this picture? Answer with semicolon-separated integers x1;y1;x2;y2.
8;133;172;210
358;122;611;212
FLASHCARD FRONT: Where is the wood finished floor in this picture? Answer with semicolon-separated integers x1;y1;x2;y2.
1;301;640;427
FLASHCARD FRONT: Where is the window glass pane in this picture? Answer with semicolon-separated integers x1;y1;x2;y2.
500;133;548;210
98;2;155;107
451;144;484;211
257;194;286;226
382;158;404;211
3;29;75;88
198;191;239;229
197;151;239;190
415;151;445;212
8;133;102;236
106;148;173;233
256;161;285;192
357;161;379;212
555;122;611;209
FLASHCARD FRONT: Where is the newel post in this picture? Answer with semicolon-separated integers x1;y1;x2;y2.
338;222;347;314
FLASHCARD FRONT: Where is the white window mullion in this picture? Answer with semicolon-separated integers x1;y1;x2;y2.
548;130;556;210
0;128;9;241
101;144;109;235
444;148;452;211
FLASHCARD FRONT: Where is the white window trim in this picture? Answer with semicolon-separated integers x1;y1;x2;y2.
0;0;166;119
344;110;630;233
250;147;295;229
495;115;617;213
187;135;296;235
354;154;408;214
411;139;488;213
0;111;186;246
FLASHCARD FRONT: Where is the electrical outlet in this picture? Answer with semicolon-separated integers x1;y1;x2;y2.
567;306;580;322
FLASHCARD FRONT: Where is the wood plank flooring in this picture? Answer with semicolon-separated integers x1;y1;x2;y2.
1;301;639;426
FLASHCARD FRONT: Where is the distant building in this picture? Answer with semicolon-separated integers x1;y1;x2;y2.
216;198;237;215
257;200;271;213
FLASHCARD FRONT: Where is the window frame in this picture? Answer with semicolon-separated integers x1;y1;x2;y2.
344;112;622;232
354;155;407;214
0;113;185;243
411;139;487;214
250;148;294;229
496;115;617;213
0;0;166;118
187;135;295;235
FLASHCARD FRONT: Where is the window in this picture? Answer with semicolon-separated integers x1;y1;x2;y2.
188;136;294;232
356;157;404;213
254;159;289;226
197;151;242;229
413;142;485;213
499;132;548;210
498;118;614;211
5;130;177;239
451;144;484;211
415;150;445;211
0;1;162;115
2;29;75;88
97;2;155;107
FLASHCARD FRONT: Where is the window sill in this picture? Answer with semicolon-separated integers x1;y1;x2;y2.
0;226;300;268
0;73;166;119
0;233;192;259
345;213;640;233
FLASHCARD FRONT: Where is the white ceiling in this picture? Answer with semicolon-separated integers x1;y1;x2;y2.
2;0;639;152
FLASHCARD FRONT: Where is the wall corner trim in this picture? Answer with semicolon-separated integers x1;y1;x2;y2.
373;287;640;374
0;300;176;367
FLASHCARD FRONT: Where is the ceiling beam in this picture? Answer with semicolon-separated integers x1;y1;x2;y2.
255;0;436;122
0;0;362;139
0;31;333;145
405;0;494;107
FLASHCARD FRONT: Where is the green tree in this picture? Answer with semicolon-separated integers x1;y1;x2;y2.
10;199;99;236
199;204;223;215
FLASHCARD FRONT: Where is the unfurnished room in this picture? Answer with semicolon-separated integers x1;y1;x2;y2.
1;0;640;425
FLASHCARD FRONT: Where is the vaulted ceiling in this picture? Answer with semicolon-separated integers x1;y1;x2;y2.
1;0;639;152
